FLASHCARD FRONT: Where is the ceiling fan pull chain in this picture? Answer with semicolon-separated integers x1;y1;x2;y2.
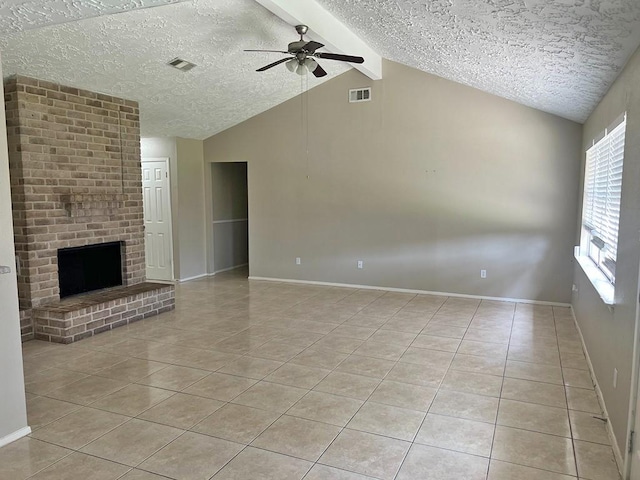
306;72;310;179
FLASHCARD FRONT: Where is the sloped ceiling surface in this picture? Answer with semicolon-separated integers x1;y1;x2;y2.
1;0;640;139
0;0;190;33
0;0;347;139
315;0;640;122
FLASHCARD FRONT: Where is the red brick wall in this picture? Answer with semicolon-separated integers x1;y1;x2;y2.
4;75;146;335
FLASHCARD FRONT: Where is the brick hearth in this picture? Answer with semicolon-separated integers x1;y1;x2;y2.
4;75;175;342
33;283;175;344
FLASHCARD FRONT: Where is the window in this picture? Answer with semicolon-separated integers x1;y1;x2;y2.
577;113;626;303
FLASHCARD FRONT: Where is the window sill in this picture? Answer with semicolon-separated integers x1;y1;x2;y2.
575;253;614;305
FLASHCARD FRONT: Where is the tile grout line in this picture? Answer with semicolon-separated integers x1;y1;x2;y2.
223;285;394;478
555;305;582;479
293;293;435;479
390;296;475;480
488;300;516;478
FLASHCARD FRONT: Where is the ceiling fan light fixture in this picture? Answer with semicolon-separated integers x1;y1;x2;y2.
286;58;317;76
286;59;298;73
304;58;318;73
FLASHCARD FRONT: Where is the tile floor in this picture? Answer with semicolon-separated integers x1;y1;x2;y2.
2;269;622;479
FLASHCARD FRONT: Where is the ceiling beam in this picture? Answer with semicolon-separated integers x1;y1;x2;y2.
254;0;382;80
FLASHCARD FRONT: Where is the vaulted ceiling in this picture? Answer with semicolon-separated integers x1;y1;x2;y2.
315;0;640;123
0;0;349;139
1;0;640;139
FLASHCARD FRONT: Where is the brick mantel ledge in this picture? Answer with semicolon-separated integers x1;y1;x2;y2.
60;193;125;218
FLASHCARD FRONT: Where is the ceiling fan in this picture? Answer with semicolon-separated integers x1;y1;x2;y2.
245;24;365;77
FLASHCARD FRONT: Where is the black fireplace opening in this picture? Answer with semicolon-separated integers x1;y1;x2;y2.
58;241;123;298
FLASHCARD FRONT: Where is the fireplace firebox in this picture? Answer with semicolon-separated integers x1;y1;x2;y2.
58;242;124;298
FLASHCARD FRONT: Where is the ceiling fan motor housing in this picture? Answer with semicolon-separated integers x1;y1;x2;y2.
288;41;307;53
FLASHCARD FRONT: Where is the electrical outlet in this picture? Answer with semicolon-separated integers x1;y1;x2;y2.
357;260;363;269
614;368;618;389
480;269;487;279
295;257;301;265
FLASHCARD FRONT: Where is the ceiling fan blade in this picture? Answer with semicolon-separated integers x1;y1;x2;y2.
256;57;291;72
314;52;364;64
313;63;327;78
303;41;324;53
244;49;290;54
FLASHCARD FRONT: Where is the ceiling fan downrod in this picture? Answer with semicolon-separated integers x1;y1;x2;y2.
295;24;309;39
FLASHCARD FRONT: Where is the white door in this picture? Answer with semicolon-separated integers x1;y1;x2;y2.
142;158;173;281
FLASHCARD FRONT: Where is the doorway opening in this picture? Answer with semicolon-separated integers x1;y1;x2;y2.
211;162;249;276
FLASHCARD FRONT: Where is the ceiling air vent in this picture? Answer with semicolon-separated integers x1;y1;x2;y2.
349;87;371;103
168;58;197;72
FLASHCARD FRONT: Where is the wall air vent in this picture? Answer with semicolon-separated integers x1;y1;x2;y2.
349;87;372;103
167;58;197;72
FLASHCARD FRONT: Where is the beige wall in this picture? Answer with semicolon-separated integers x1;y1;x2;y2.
141;137;206;281
175;138;206;280
0;55;29;443
204;60;582;303
572;45;640;460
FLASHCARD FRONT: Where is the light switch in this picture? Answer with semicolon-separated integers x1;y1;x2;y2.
0;266;12;274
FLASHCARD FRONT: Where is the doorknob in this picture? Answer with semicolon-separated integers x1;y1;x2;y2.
0;266;12;274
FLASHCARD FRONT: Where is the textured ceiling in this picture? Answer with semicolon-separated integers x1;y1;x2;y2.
315;0;640;123
0;0;348;139
1;0;640;139
0;0;189;33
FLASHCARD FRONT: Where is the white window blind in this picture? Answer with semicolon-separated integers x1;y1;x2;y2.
581;114;626;283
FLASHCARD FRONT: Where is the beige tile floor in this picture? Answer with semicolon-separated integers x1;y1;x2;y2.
2;269;623;479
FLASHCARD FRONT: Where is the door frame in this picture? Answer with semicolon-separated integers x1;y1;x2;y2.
141;157;175;282
625;263;640;479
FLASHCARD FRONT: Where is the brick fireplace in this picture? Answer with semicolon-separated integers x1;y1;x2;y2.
4;75;175;343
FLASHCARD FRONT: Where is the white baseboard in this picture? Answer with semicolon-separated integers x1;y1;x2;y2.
210;263;249;276
571;308;624;475
146;279;176;285
0;426;31;448
247;276;571;307
180;264;248;282
178;273;208;283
